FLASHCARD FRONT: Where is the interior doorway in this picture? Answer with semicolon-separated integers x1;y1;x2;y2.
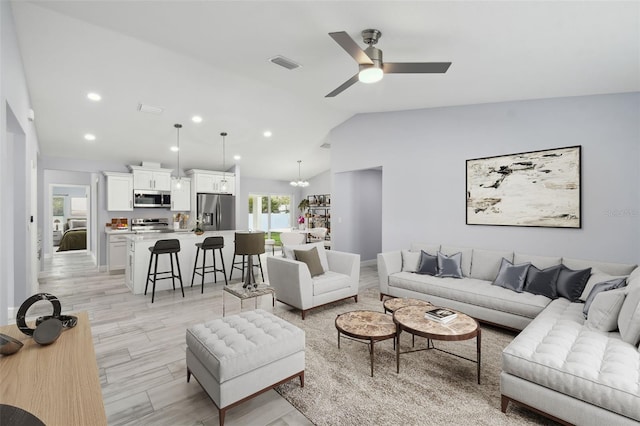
48;184;90;256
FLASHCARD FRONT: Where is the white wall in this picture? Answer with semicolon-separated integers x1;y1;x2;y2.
331;93;640;264
332;168;382;261
1;1;40;323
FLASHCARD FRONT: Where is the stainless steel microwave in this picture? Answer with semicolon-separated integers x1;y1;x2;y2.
133;190;171;208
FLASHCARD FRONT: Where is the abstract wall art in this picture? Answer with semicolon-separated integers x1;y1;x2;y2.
466;146;581;228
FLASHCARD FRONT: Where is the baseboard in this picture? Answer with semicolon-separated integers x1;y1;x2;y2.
360;259;376;267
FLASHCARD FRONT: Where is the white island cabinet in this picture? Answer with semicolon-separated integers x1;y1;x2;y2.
125;230;239;295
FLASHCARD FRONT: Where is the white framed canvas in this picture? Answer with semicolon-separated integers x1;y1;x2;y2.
466;146;581;228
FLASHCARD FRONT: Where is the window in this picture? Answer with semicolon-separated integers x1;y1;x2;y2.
248;194;291;236
52;196;64;216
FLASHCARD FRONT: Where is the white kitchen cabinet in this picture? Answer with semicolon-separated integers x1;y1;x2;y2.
107;231;132;273
186;169;235;195
104;172;133;211
171;177;191;211
129;166;172;191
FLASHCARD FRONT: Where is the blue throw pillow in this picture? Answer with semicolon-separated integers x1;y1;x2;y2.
583;278;627;317
556;266;592;302
492;258;531;293
524;264;562;299
436;252;463;278
416;250;438;276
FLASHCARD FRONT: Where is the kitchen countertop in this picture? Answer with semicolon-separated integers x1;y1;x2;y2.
125;229;243;242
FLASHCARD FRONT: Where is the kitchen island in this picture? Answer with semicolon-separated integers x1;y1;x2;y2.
125;230;250;295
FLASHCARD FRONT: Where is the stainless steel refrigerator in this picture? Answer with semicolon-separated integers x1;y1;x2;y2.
197;193;236;231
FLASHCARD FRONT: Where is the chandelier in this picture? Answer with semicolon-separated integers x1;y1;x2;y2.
290;160;309;187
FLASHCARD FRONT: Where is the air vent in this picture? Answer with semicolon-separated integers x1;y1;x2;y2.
320;142;331;149
137;103;163;115
268;55;302;70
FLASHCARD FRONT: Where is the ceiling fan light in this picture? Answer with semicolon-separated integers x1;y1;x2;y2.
358;66;383;84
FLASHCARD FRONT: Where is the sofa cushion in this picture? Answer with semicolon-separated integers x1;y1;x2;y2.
524;265;562;299
502;298;640;421
581;269;629;301
440;245;472;277
294;246;324;277
437;252;463;278
470;249;514;281
583;278;627;317
312;270;352;296
587;288;627;332
492;258;530;293
618;287;640;346
556;266;591;302
388;272;550;319
401;250;421;273
416;250;438;276
562;257;637;276
514;253;562;270
284;242;328;272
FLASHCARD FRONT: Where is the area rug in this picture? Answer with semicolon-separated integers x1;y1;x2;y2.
274;288;552;425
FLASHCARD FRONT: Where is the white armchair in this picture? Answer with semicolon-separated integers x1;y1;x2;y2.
267;243;360;319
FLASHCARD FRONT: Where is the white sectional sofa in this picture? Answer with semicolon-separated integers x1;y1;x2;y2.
377;243;640;425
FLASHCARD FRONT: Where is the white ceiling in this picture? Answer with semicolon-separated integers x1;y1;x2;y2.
11;1;640;180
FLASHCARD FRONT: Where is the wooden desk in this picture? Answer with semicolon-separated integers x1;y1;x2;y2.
0;311;107;426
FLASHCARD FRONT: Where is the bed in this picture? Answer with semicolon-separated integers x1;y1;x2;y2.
56;218;87;252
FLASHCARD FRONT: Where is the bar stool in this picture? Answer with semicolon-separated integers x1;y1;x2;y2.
191;236;227;292
145;239;184;303
229;231;265;286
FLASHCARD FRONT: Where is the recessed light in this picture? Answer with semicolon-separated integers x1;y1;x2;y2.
87;92;101;101
170;146;179;152
263;130;272;138
84;133;96;141
233;155;241;161
192;115;203;123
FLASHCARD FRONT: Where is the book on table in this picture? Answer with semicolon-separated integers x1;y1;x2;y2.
424;308;457;323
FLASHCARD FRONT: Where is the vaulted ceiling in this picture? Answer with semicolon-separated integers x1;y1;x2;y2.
12;1;640;180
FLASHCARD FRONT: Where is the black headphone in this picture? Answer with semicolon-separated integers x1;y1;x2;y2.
15;293;77;346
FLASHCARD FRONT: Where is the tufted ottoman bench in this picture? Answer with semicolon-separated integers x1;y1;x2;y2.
186;309;305;426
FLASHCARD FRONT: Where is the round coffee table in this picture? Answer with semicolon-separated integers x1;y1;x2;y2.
383;297;433;314
393;305;481;384
335;310;397;377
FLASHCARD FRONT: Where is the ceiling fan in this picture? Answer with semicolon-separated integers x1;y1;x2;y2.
326;29;452;98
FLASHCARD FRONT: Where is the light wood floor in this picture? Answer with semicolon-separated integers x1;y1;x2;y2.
39;251;378;426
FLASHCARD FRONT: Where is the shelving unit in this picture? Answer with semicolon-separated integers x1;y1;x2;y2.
306;194;331;241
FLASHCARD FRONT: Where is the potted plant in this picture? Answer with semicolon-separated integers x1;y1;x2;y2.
193;215;204;235
298;198;310;211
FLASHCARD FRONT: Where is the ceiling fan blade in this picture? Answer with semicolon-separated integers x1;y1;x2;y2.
325;74;359;98
383;62;452;74
329;32;374;65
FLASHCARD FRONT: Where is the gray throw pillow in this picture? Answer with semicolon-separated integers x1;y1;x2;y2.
586;288;627;332
416;251;438;276
556;266;592;302
294;246;324;277
436;251;463;278
583;278;627;317
492;258;531;293
618;286;640;346
524;265;562;299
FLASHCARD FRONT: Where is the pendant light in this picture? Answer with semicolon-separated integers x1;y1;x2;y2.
174;123;183;189
220;132;228;192
290;160;309;187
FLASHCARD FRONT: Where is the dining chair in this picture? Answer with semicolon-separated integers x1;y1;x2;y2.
280;232;306;247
